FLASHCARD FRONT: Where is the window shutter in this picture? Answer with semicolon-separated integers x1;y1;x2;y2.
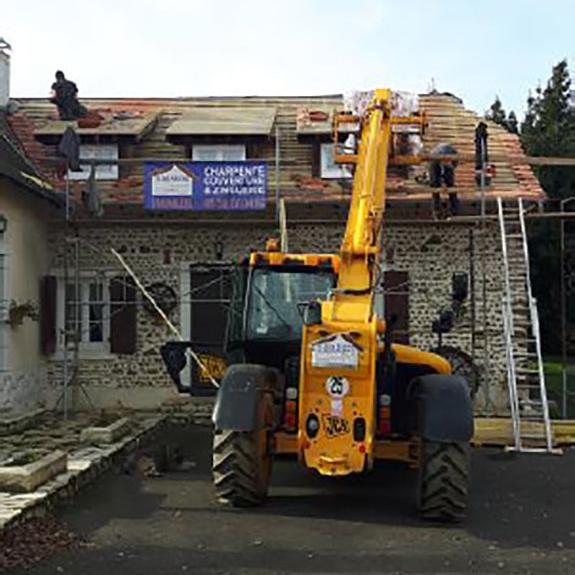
40;275;57;355
110;276;137;354
312;142;321;178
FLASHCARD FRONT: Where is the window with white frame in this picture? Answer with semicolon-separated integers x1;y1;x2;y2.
57;274;110;353
192;144;246;162
68;144;119;181
320;143;353;180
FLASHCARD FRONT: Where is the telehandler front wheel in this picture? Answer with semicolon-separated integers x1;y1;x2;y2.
212;393;273;507
417;441;470;522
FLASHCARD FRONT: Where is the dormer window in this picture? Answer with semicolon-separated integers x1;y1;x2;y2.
320;143;353;180
33;111;158;182
192;144;246;162
296;107;354;181
68;143;119;180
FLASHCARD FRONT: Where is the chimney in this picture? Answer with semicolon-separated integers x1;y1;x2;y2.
0;39;11;109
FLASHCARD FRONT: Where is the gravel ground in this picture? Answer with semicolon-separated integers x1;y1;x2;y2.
4;425;575;575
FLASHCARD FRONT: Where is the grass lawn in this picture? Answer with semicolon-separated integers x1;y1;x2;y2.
543;358;575;418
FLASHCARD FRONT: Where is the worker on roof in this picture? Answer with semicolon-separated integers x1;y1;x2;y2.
50;70;87;121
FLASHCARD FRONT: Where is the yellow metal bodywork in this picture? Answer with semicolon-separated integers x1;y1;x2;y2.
294;89;445;476
249;251;340;272
387;344;451;375
274;431;419;466
274;419;575;458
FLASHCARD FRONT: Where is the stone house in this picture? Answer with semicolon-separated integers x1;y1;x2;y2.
4;86;545;414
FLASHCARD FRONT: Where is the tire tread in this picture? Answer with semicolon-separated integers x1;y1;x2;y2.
418;442;470;522
213;428;268;507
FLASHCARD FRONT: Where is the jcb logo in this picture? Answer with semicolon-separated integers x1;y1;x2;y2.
322;415;350;438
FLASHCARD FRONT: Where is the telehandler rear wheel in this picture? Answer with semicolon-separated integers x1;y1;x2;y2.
417;441;470;522
212;393;273;507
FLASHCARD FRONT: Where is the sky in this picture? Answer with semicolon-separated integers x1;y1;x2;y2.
2;0;574;118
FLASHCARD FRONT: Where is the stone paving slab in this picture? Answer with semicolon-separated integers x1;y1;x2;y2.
0;414;167;533
80;417;132;445
0;451;67;493
0;409;46;437
0;399;213;535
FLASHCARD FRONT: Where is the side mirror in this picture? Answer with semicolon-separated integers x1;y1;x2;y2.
160;341;226;396
160;342;190;393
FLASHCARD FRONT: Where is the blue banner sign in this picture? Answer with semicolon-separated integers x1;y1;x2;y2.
143;161;267;211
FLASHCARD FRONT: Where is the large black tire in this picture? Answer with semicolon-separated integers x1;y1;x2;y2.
417;441;470;522
212;394;273;507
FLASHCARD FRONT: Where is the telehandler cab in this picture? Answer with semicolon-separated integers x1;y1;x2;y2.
162;89;474;522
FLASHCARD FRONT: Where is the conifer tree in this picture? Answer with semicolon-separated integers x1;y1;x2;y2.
486;96;507;126
520;60;575;353
486;96;519;134
521;59;575;200
507;111;519;134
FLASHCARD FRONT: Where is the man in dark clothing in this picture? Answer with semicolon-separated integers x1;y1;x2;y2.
50;70;87;120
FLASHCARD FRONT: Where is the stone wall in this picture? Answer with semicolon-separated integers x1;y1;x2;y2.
45;220;519;414
0;369;47;413
385;223;515;413
0;182;55;414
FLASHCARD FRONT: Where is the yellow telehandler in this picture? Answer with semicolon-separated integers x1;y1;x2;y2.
163;89;473;521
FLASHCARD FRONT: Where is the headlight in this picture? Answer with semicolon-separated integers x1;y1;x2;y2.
286;387;298;400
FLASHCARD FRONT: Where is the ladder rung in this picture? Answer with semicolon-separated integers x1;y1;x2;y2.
519;409;545;416
517;402;543;413
509;446;561;454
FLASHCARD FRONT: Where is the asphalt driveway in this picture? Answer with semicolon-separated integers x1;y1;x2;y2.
7;425;575;575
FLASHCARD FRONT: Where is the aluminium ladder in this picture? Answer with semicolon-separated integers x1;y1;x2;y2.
497;197;555;452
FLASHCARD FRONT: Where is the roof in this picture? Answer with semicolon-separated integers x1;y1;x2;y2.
0;112;61;205
414;93;543;200
167;107;276;136
8;94;544;210
34;111;158;141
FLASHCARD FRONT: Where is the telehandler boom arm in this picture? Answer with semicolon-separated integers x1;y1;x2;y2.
297;90;439;476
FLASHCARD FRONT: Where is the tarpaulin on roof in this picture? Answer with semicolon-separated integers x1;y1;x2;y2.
167;107;276;136
34;112;158;140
